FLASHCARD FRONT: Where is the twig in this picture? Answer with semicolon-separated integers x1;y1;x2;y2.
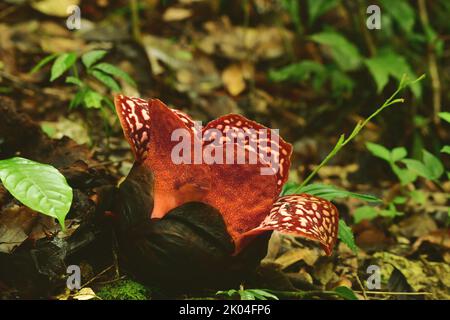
355;273;368;300
81;265;115;289
418;0;441;124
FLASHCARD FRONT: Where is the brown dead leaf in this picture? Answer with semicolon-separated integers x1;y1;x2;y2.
72;287;97;300
31;0;80;18
412;229;450;251
274;247;321;269
198;17;293;61
391;213;438;238
222;64;246;96
163;7;192;21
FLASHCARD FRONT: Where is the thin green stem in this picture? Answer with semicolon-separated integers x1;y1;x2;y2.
295;74;425;192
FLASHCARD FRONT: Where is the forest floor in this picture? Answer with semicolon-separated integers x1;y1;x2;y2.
0;1;449;300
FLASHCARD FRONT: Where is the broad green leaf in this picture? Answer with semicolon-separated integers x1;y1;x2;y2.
91;70;121;92
334;286;358;300
82;50;107;69
308;0;339;25
83;90;103;109
294;183;380;202
422;150;444;180
366;142;391;162
401;158;432;180
50;53;77;82
441;146;450;155
269;61;326;85
391;147;407;162
310;31;361;71
247;289;279;300
93;63;136;87
364;50;421;97
438;112;450;124
0;157;73;229
65;76;84;87
239;290;256;300
338;219;358;253
379;0;415;33
392;164;417;185
354;206;379;224
30;53;57;74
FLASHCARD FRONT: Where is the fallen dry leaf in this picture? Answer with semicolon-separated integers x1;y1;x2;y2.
72;287;97;300
222;64;246;96
31;0;80;18
163;7;192;21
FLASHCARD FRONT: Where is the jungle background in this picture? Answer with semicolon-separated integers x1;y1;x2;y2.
0;0;449;300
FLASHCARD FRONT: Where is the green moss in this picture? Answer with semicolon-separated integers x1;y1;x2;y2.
96;279;151;300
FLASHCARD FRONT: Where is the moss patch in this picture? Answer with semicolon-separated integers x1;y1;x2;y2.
96;279;151;300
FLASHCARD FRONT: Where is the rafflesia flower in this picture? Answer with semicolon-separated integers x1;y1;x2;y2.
113;95;339;290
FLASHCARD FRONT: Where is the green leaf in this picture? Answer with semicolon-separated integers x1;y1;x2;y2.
308;0;339;25
410;190;426;205
294;184;380;202
269;61;326;85
310;31;361;71
441;146;450;155
438;112;450;124
0;157;73;229
70;89;86;109
366;142;391;162
30;54;57;74
83;90;103;109
238;290;256;300
93;63;136;87
391;147;407;162
91;70;121;92
379;0;415;33
422;150;444;180
65;76;84;87
333;286;358;300
281;0;301;31
401;158;432;180
246;289;279;300
82;50;107;69
364;50;421;97
338;219;358;253
216;289;238;298
50;53;77;82
392;164;417;185
354;206;379;224
380;203;403;218
329;67;355;95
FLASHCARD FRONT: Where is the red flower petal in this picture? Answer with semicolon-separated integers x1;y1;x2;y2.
115;95;211;219
115;95;152;161
203;114;293;193
241;194;339;255
204;143;279;254
170;108;196;130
